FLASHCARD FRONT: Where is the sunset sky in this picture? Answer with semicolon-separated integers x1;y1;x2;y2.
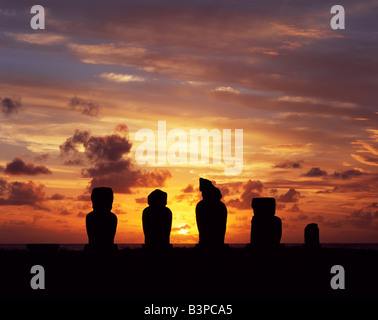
0;0;377;244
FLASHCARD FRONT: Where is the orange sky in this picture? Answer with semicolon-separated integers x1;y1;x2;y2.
0;0;377;243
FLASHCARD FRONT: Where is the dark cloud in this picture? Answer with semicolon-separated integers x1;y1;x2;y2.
59;129;91;165
1;97;21;115
348;203;378;228
87;167;171;194
317;181;373;194
303;167;365;180
60;129;132;163
182;184;194;193
115;123;129;135
273;161;302;169
59;129;90;159
303;167;328;177
226;179;263;210
76;193;91;202
4;157;52;176
85;134;132;162
68;96;99;117
137;169;172;188
174;183;199;204
60;124;171;194
277;188;302;203
0;180;47;209
329;169;365;180
0;178;7;196
320;202;378;230
49;193;66;200
82;159;132;178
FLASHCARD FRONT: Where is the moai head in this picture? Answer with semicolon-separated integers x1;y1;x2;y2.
148;189;167;207
199;178;222;201
91;187;114;211
251;197;276;218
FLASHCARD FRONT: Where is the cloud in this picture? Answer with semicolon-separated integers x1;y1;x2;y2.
226;179;263;210
59;129;91;165
351;154;378;166
287;204;303;214
99;72;146;83
353;140;378;156
348;202;378;228
182;184;194;193
273;161;302;169
60;129;133;163
1;97;22;115
137;169;172;188
49;193;66;200
60;124;171;193
84;134;132;162
263;144;311;152
0;178;7;196
303;167;328;177
34;153;50;162
0;180;47;209
86;163;172;194
303;167;365;179
329;169;364;180
172;224;191;232
4;157;52;176
213;86;240;94
68;96;99;117
271;23;337;39
6;32;68;45
174;184;199;204
135;197;147;204
277;188;302;203
68;43;147;66
115;123;129;135
60;129;91;153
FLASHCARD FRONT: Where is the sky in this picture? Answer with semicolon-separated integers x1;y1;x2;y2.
0;0;377;244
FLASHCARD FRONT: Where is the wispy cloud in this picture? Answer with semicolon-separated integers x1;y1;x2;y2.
214;86;240;94
99;72;146;83
6;32;68;45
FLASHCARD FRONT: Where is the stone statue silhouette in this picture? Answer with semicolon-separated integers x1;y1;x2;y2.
196;178;227;247
85;187;117;251
250;197;282;248
304;223;320;248
142;189;172;249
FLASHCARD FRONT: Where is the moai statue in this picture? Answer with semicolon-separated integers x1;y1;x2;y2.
142;189;172;249
86;187;118;252
304;223;320;248
196;178;228;248
250;197;282;248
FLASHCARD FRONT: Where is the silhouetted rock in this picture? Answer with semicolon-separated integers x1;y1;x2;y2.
304;223;320;248
142;189;172;249
196;178;227;248
85;187;118;252
250;197;282;248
